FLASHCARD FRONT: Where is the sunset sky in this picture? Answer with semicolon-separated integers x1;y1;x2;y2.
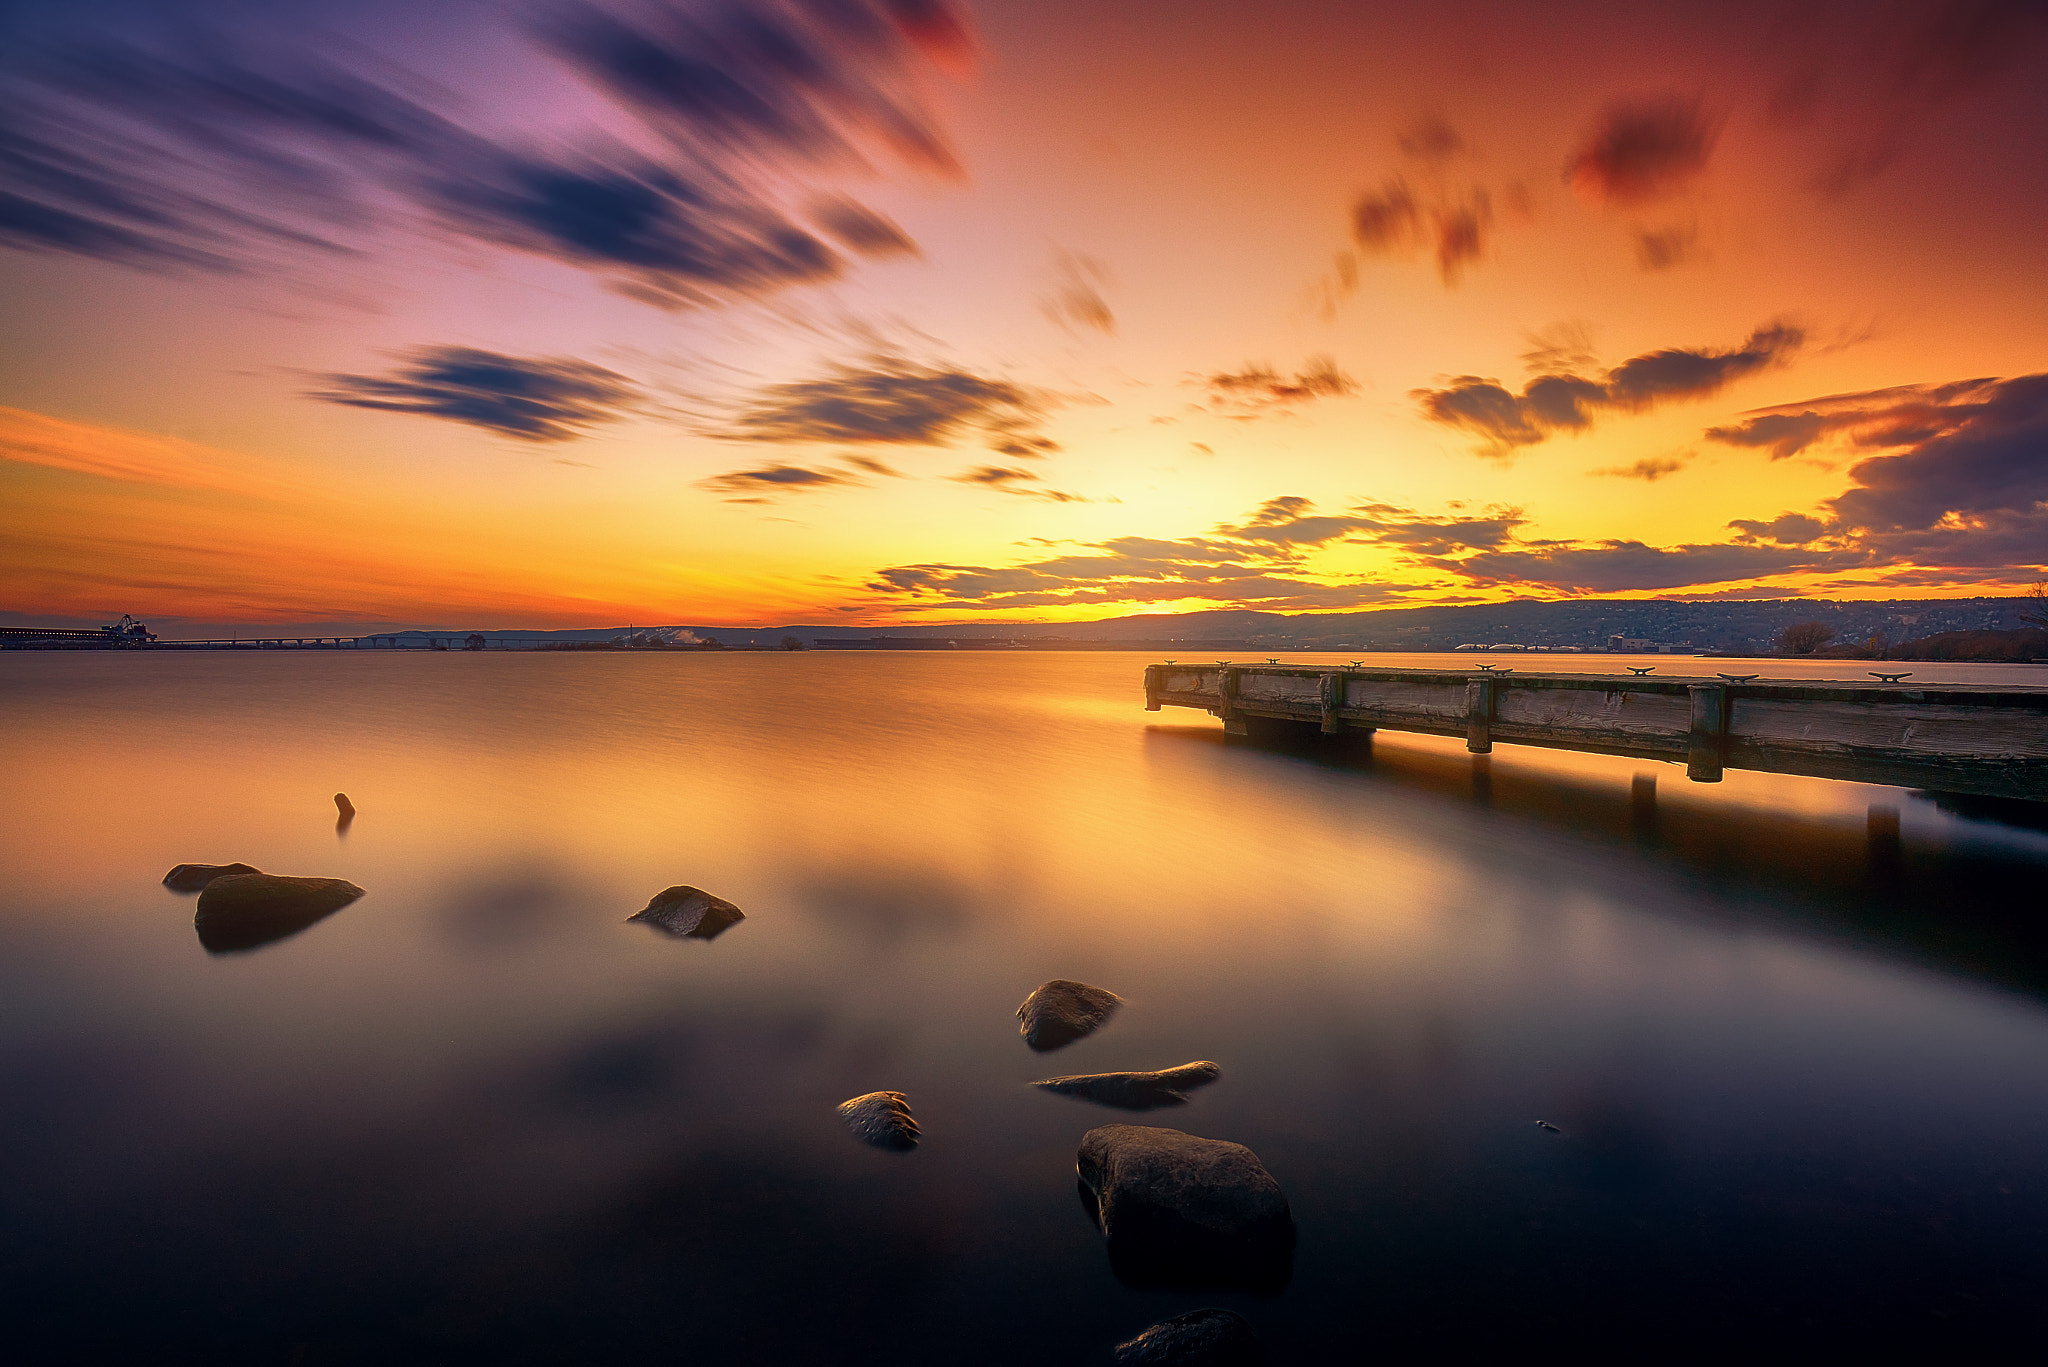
4;0;2046;632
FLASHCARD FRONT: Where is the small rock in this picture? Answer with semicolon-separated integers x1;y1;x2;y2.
838;1091;919;1150
1016;979;1122;1051
1113;1308;1260;1365
627;885;745;940
1078;1124;1292;1291
194;873;364;953
333;792;356;816
162;862;262;892
1032;1061;1221;1110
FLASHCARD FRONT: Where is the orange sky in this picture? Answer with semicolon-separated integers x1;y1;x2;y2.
3;0;2045;631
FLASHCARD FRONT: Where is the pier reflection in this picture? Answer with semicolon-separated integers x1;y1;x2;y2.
1150;723;2048;1001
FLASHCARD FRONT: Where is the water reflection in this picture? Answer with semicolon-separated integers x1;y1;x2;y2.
787;862;976;946
2;652;2047;1359
439;864;581;951
1150;723;2048;1001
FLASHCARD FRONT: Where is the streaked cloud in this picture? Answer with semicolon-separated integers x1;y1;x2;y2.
1565;98;1718;206
1197;356;1358;415
1041;251;1115;336
1418;324;1804;453
0;0;970;308
1590;455;1691;481
1344;177;1495;286
310;347;640;442
727;357;1054;450
1706;376;2003;459
698;463;860;500
0;405;294;495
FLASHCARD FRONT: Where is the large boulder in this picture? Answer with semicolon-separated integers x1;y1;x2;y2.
1033;1061;1221;1111
162;862;262;892
627;886;745;940
1016;979;1122;1051
194;873;363;953
837;1091;919;1150
1077;1125;1292;1291
1113;1308;1260;1365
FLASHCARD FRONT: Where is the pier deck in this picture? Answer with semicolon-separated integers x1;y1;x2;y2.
1144;664;2048;801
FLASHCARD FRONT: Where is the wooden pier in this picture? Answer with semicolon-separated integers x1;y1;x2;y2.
1144;663;2048;802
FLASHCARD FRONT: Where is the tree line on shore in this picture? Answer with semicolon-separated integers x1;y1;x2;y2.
1774;586;2048;660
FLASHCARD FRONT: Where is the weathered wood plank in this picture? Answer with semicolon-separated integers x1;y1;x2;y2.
1145;664;2048;801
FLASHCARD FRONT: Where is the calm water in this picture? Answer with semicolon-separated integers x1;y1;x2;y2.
4;651;2048;1362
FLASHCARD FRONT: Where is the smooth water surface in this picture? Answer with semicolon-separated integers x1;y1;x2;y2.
4;651;2047;1362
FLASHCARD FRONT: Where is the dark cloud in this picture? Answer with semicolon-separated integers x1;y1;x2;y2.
309;347;639;441
1041;251;1115;336
951;464;1036;485
1245;495;1312;526
1198;356;1359;414
727;358;1052;450
1430;369;2048;592
1591;456;1691;481
1417;323;1804;453
1565;97;1717;206
1729;512;1829;546
1442;541;1828;593
862;496;1500;611
810;197;919;258
1397;114;1466;163
1825;373;2048;533
839;453;909;477
1344;502;1528;553
1634;223;1698;270
1345;177;1493;285
432;154;845;309
0;0;968;306
1706;376;2001;458
698;463;859;499
546;0;966;177
948;464;1102;503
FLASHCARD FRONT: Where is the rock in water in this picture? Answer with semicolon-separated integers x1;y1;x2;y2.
162;862;262;893
333;792;356;816
627;886;745;940
1033;1061;1221;1110
1016;979;1122;1051
193;873;364;954
838;1091;919;1150
1113;1309;1260;1365
1078;1125;1292;1291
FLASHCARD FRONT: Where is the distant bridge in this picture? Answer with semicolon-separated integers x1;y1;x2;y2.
1145;663;2048;802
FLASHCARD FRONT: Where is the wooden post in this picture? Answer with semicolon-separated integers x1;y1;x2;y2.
1464;677;1495;753
1687;683;1728;782
1319;673;1344;734
1144;665;1162;711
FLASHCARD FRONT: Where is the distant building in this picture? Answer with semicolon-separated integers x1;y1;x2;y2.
1608;635;1694;653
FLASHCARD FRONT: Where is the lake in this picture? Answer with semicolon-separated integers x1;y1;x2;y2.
4;650;2047;1361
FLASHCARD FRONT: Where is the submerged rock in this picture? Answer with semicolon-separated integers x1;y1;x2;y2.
838;1091;919;1150
1033;1061;1221;1111
627;886;745;940
162;862;262;893
1078;1124;1292;1291
1016;979;1122;1051
193;873;364;954
1113;1308;1260;1365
